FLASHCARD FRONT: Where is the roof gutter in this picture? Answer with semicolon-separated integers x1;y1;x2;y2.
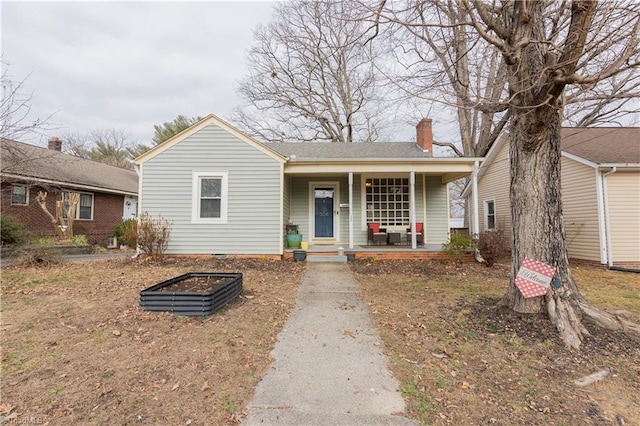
285;157;484;164
0;173;138;197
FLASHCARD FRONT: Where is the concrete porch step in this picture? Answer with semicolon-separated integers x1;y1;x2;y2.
306;255;348;263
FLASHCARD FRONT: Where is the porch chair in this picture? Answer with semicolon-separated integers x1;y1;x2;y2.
367;222;387;245
406;222;424;245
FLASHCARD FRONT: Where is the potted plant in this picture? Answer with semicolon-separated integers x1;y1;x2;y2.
286;226;302;248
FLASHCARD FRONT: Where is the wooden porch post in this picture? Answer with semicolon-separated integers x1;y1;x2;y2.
472;161;480;236
348;172;354;249
410;171;417;249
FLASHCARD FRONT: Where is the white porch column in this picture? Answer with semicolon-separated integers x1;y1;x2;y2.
472;160;480;236
410;171;416;249
348;172;354;249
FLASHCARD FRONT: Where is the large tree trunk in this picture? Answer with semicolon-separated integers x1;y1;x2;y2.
497;0;638;349
499;105;591;349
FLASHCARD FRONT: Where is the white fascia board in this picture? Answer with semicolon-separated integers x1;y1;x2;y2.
474;134;508;181
598;163;640;168
561;151;598;168
284;162;478;175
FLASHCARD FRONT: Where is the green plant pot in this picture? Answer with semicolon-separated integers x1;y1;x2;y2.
286;234;303;248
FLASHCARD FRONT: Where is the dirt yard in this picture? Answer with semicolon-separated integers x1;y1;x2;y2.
1;257;304;425
1;257;638;425
350;259;640;426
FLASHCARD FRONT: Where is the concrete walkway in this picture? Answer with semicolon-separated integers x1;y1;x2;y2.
243;262;418;425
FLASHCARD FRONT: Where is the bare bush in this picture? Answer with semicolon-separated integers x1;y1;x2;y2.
477;230;510;267
136;213;172;261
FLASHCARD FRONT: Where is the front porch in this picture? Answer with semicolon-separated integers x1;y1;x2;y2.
282;243;452;261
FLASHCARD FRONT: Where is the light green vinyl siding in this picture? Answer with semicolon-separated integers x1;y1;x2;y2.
561;157;600;262
283;174;291;242
289;175;355;244
425;176;449;245
287;174;434;246
140;123;282;255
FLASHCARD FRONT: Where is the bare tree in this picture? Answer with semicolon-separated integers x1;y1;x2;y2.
62;128;138;169
370;0;640;348
1;64;63;210
233;0;394;143
373;0;639;158
35;191;79;240
1;61;55;142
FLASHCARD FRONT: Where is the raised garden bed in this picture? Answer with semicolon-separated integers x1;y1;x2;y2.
139;272;243;316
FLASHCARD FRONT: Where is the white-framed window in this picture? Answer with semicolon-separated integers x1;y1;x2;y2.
365;177;410;227
192;172;228;223
484;199;496;230
11;185;28;205
63;192;94;220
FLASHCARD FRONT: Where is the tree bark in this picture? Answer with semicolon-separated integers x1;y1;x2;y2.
35;192;64;239
497;0;639;349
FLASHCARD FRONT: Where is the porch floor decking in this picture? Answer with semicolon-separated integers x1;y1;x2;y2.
284;243;452;261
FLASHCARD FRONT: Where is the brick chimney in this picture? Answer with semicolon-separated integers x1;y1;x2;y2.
416;118;433;154
48;137;62;151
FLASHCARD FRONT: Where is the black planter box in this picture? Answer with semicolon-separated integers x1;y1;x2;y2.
140;272;243;317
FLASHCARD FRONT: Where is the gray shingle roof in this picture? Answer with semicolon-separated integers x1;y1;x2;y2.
561;127;640;165
263;142;431;160
1;138;138;195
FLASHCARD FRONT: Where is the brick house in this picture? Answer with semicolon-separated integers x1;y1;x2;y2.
1;137;138;247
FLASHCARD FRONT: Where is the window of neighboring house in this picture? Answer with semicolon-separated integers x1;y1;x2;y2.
62;192;94;220
192;172;228;223
484;199;496;230
365;178;410;227
11;185;28;205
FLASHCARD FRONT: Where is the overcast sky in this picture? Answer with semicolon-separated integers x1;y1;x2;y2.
2;1;276;146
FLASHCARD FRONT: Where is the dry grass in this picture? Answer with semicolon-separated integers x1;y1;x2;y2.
573;266;640;320
1;257;304;425
1;257;638;426
351;260;640;426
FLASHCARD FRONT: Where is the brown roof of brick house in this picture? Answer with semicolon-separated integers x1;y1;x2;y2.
1;138;138;195
561;127;640;165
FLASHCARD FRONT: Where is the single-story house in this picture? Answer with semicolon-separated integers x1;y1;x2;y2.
463;127;640;270
135;115;483;258
1;137;139;246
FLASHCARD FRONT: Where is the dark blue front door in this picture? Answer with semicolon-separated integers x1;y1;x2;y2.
314;187;334;238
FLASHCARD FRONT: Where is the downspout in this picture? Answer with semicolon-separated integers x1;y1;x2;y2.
410;171;416;249
594;167;608;264
133;164;142;259
348;172;353;250
602;167;617;268
472;161;480;237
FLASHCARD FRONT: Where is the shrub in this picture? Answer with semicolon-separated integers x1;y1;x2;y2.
442;232;477;262
92;245;107;254
32;236;56;245
113;218;138;247
1;215;27;246
71;235;88;245
13;246;62;267
136;213;172;261
477;230;510;266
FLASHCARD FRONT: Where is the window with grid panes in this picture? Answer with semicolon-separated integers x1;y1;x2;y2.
365;178;410;227
62;192;93;220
